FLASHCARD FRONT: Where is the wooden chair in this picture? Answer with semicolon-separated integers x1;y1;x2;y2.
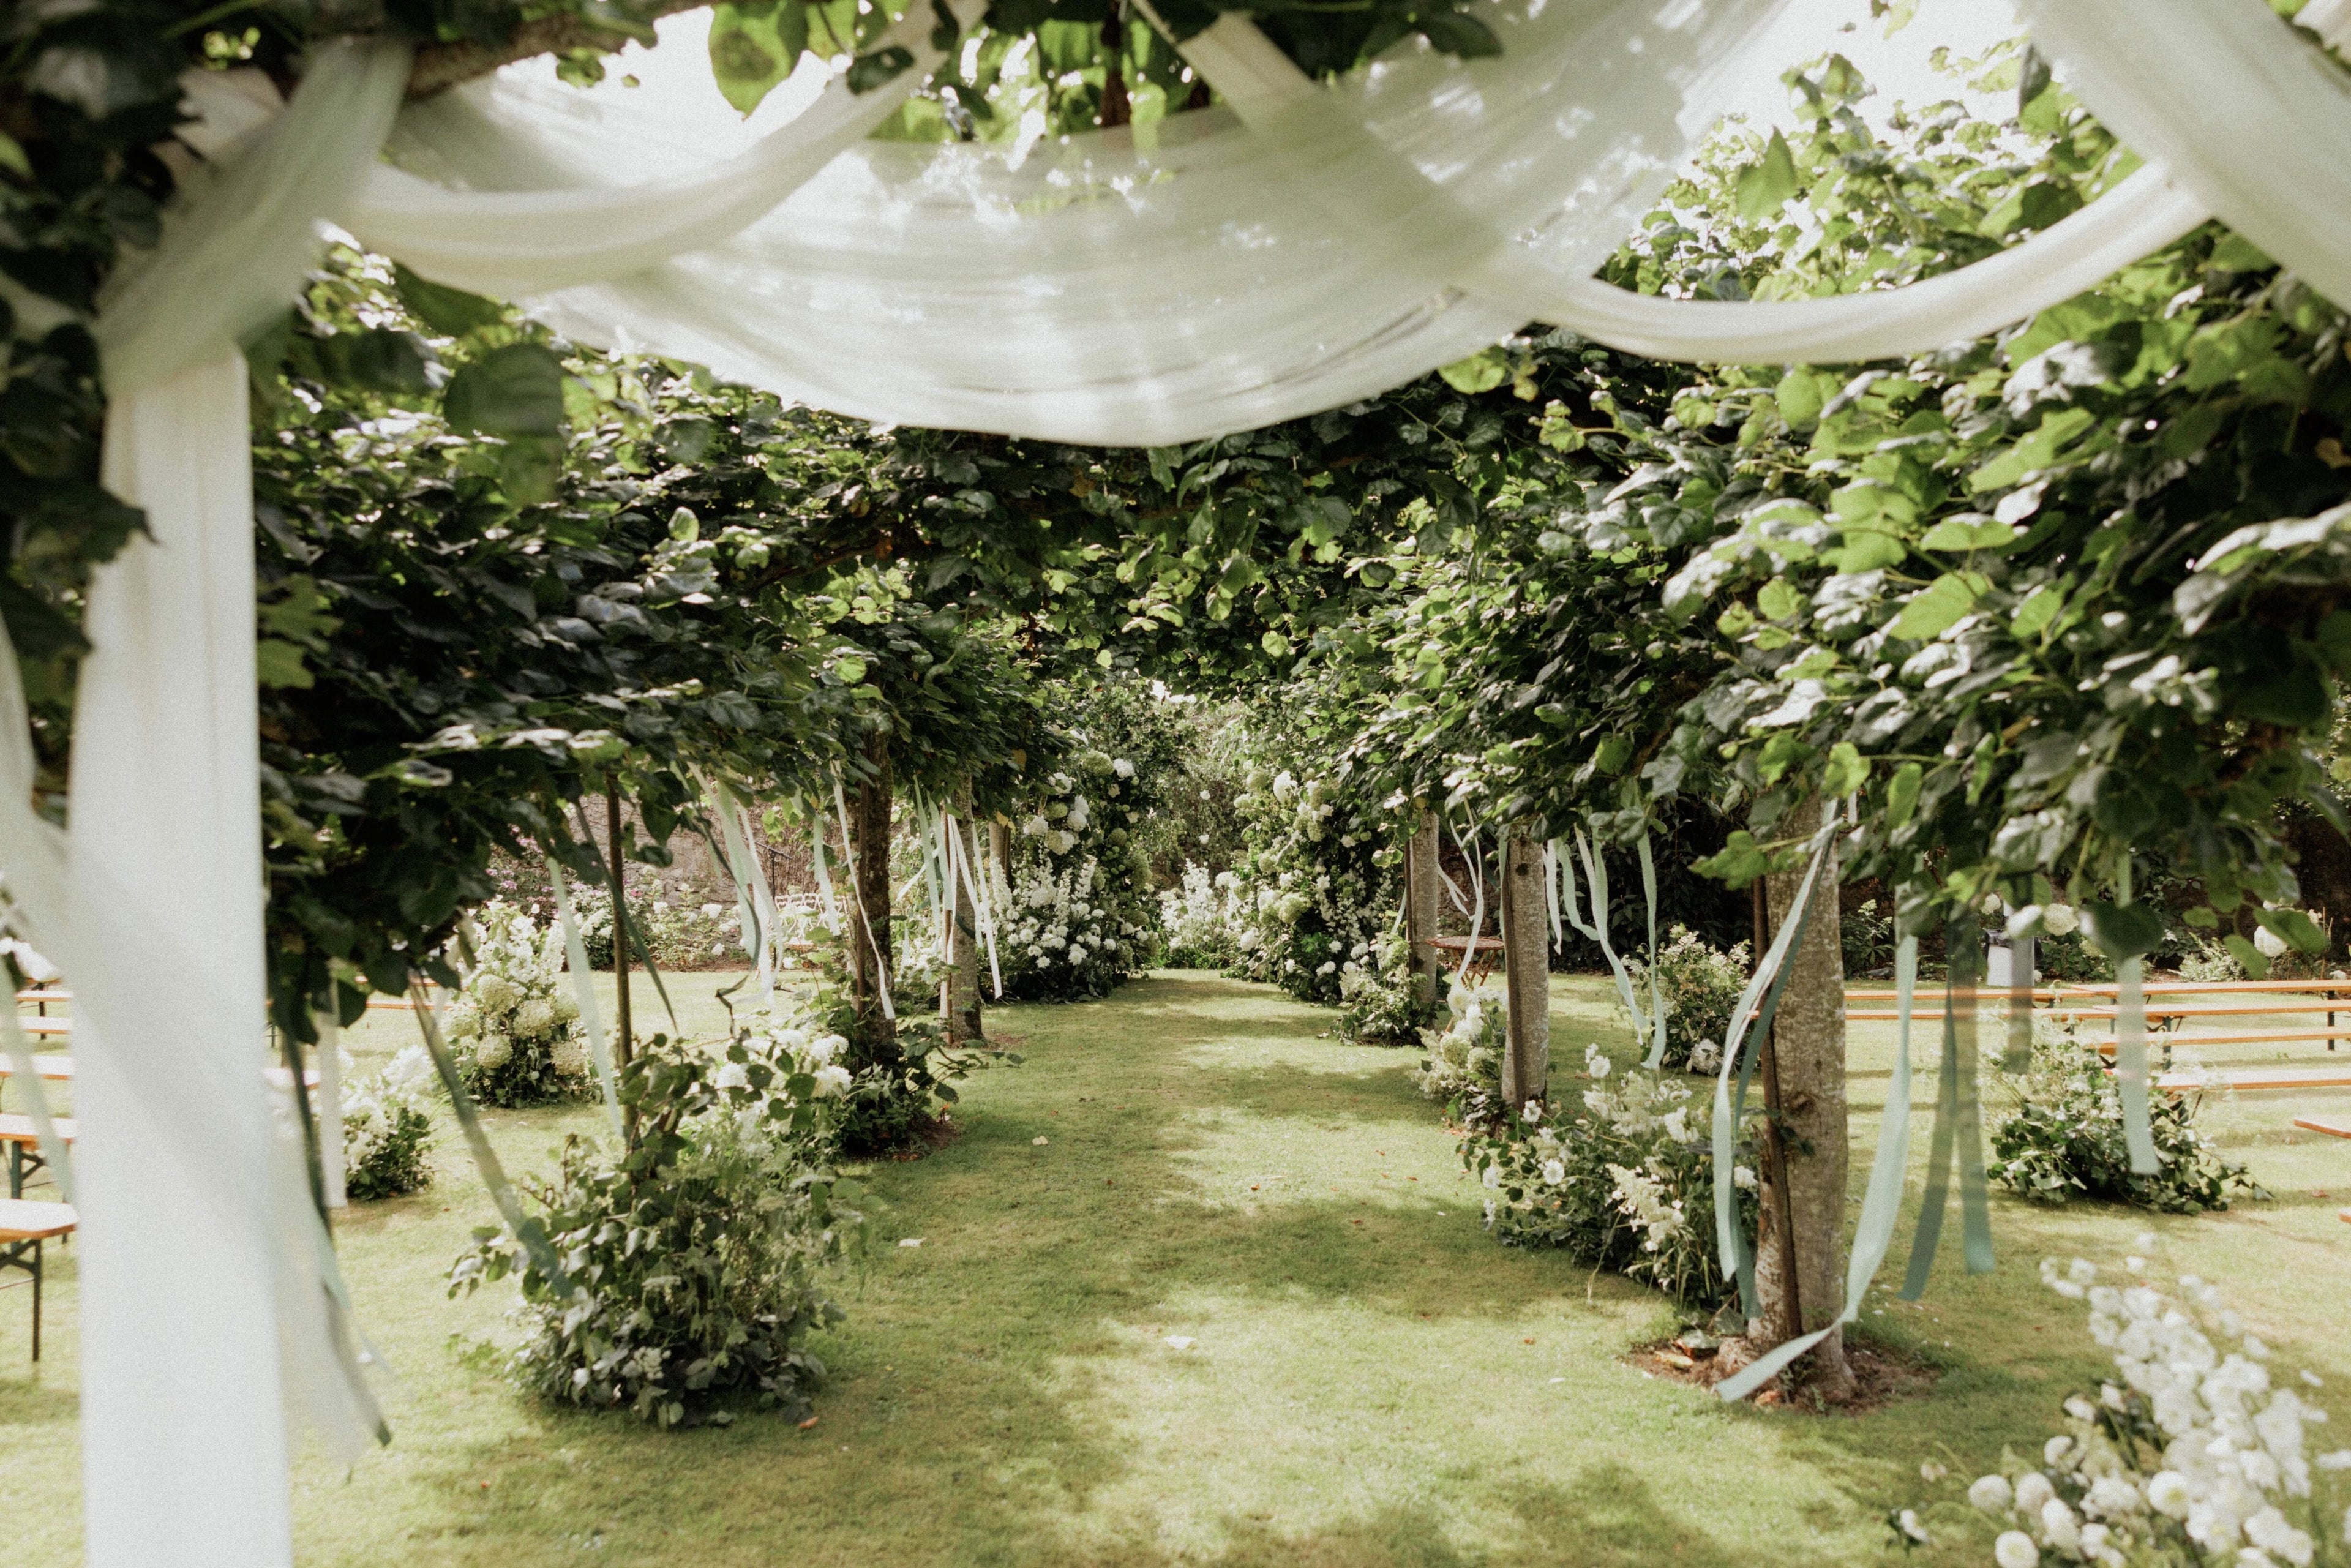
0;1199;75;1360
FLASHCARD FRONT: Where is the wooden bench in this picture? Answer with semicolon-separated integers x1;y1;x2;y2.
2293;1116;2351;1139
0;1116;75;1199
0;1199;73;1361
2157;1066;2351;1094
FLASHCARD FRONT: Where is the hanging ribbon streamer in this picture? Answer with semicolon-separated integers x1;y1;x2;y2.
944;812;1004;999
705;776;781;1006
1446;817;1487;991
1554;830;1662;1068
1711;815;1840;1322
1637;835;1667;1070
1540;839;1565;950
1718;934;1922;1401
831;771;896;1021
1900;910;1996;1298
410;988;573;1294
315;1008;346;1209
2005;930;2036;1073
2111;863;2159;1176
547;861;625;1142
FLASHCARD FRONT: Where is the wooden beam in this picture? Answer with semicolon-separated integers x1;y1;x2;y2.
1404;811;1441;1008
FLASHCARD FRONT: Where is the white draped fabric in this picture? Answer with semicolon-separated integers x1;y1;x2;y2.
28;0;2350;1560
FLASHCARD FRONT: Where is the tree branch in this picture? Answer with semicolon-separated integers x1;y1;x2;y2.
405;1;709;99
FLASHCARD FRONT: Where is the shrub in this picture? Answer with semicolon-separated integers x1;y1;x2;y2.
1337;927;1439;1045
444;901;590;1107
1903;1254;2347;1568
1623;924;1750;1073
449;1033;865;1429
778;948;1002;1158
1158;862;1246;969
1413;982;1507;1130
998;847;1149;1002
1842;897;1895;977
571;884;744;972
1459;1043;1759;1309
1987;1016;2268;1214
341;1043;437;1201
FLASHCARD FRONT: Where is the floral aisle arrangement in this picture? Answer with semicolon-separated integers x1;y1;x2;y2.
1460;1042;1757;1309
450;1030;866;1430
1338;926;1439;1045
778;949;1001;1157
1623;924;1751;1073
443;901;590;1108
1412;983;1509;1129
1225;748;1401;1007
1158;862;1248;969
997;705;1171;1003
340;1043;437;1201
1902;1253;2347;1567
1989;1016;2268;1215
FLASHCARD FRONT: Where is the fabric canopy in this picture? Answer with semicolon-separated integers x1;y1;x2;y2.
28;0;2350;1562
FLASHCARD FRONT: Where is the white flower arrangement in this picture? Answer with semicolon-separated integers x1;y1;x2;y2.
443;900;588;1106
1922;1250;2347;1568
342;1043;437;1200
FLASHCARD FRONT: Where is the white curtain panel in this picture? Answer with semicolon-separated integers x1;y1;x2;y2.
34;2;2349;1562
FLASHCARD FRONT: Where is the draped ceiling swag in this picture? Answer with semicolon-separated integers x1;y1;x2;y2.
14;0;2349;1560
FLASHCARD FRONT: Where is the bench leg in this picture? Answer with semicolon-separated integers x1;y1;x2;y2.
32;1239;41;1363
8;1144;20;1202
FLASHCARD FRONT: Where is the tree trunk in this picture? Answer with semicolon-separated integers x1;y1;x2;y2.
1499;830;1550;1109
1404;811;1442;1007
847;733;896;1054
1754;797;1855;1398
1098;1;1131;128
945;787;986;1043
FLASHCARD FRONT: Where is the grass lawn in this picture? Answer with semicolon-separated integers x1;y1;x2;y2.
0;969;2343;1564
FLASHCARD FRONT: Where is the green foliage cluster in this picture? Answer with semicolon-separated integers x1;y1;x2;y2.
1335;925;1436;1045
1987;1019;2269;1214
449;1032;865;1429
1623;923;1751;1073
1459;1043;1758;1310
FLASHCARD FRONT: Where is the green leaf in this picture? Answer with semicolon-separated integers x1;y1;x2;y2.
496;435;564;506
710;1;807;114
1735;129;1801;222
1919;515;2016;552
2208;231;2274;274
1439;347;1509;394
845;45;914;92
393;264;506;338
1968;407;2095;492
1824;528;1906;573
1755;577;1801;622
0;131;30;181
2254;906;2327;955
1260;629;1292;658
1774;366;1830;431
2011;582;2065;639
1821;741;1866;799
255;638;313;690
1594;734;1632;775
444;344;568;438
1415;9;1503;56
2223;934;2272;980
319;328;437;397
1886;573;1978;641
1693;830;1772;888
1886;762;1923;828
834;656;868;685
2082;900;2164;959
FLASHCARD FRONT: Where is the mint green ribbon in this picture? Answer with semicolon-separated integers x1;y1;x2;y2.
1718;933;1921;1401
1900;913;1994;1298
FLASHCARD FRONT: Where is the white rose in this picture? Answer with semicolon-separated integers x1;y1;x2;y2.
2042;903;2079;936
2255;924;2289;958
473;1035;514;1070
2015;1473;2056;1516
1993;1531;2039;1568
701;903;724;918
807;1033;847;1066
714;1062;749;1089
2039;1499;2080;1552
1113;759;1134;778
1540;1159;1565;1185
515;999;555;1038
812;1065;852;1098
1971;1475;2014;1514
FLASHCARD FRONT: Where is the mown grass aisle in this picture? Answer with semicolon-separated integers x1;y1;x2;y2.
0;969;2342;1565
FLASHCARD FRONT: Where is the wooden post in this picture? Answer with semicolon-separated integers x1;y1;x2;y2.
1753;797;1856;1398
1404;810;1442;1007
1499;830;1550;1108
945;787;984;1042
847;732;896;1052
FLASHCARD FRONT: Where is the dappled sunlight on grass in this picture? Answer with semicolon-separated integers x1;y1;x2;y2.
0;968;2342;1564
